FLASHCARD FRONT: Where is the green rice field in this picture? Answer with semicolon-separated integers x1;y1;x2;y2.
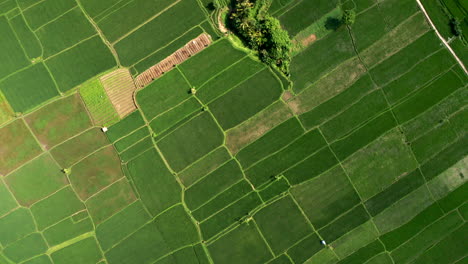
0;0;466;263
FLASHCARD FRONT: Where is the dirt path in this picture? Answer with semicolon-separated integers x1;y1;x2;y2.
218;8;229;34
416;0;467;75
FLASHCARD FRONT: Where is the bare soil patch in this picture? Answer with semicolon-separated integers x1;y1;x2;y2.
282;90;294;101
301;34;317;47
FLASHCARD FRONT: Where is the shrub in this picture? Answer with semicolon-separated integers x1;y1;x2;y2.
342;9;356;25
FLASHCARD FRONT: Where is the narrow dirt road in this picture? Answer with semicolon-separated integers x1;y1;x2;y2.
416;0;467;75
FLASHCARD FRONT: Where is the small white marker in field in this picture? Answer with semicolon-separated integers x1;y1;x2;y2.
101;127;108;133
321;240;327;246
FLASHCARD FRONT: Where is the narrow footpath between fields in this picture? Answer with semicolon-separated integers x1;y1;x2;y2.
415;0;467;75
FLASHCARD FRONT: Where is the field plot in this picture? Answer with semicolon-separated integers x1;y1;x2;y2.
359;12;431;67
0;0;467;262
196;56;265;104
343;129;418;200
351;0;419;53
96;201;150;251
105;110;145;142
50;127;109;168
25;93;92;149
69;146;123;200
8;14;42;59
178;39;247;88
113;0;206;66
383;49;455;105
185;160;243;209
133;26;205;74
136;69;191;120
157;112;224;172
299;75;376;129
43;216;93;247
153;245;209;264
113;126;150;153
369;32;442;86
134;33;212;88
100;68;137;118
279;0;339;36
208;69;283;130
35;7;96;58
0;92;14;126
22;0;76;30
0;63;58;113
149;97;201;136
0;0;17;15
225;101;293;154
105;205;198;264
45;36;116;92
0;119;42;175
0;208;36;246
208;223;273;264
30;186;85;230
0;16;30;79
373;185;434;234
3;232;48;263
291;166;360;229
320;90;388;142
178;146;231;187
0;180;17;216
79;78;119;126
254;196;312;254
127;148;181;216
290;29;355;93
236;117;304;168
288;57;367;115
50;237;102;264
86;177;137;225
246;129;327;187
192;179;253;221
5;153;67;206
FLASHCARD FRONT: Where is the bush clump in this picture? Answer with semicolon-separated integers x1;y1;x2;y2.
450;18;462;36
342;9;356;25
229;0;292;74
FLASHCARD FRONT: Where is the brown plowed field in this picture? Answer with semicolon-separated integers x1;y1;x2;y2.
101;69;137;119
135;33;212;88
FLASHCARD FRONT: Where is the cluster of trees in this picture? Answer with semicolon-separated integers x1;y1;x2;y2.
228;0;292;74
450;18;462;36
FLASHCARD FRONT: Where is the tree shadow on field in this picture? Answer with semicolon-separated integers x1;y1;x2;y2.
325;17;343;31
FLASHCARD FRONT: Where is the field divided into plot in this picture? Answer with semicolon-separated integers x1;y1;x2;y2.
0;0;467;263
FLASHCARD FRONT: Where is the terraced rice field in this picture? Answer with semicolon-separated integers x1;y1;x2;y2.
0;0;466;263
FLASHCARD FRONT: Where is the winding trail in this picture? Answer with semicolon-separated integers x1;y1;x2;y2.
415;0;467;75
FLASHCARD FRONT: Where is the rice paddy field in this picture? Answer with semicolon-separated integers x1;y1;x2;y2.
0;0;466;263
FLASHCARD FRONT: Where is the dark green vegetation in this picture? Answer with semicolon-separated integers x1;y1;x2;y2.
228;0;292;74
0;63;58;113
0;0;466;263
